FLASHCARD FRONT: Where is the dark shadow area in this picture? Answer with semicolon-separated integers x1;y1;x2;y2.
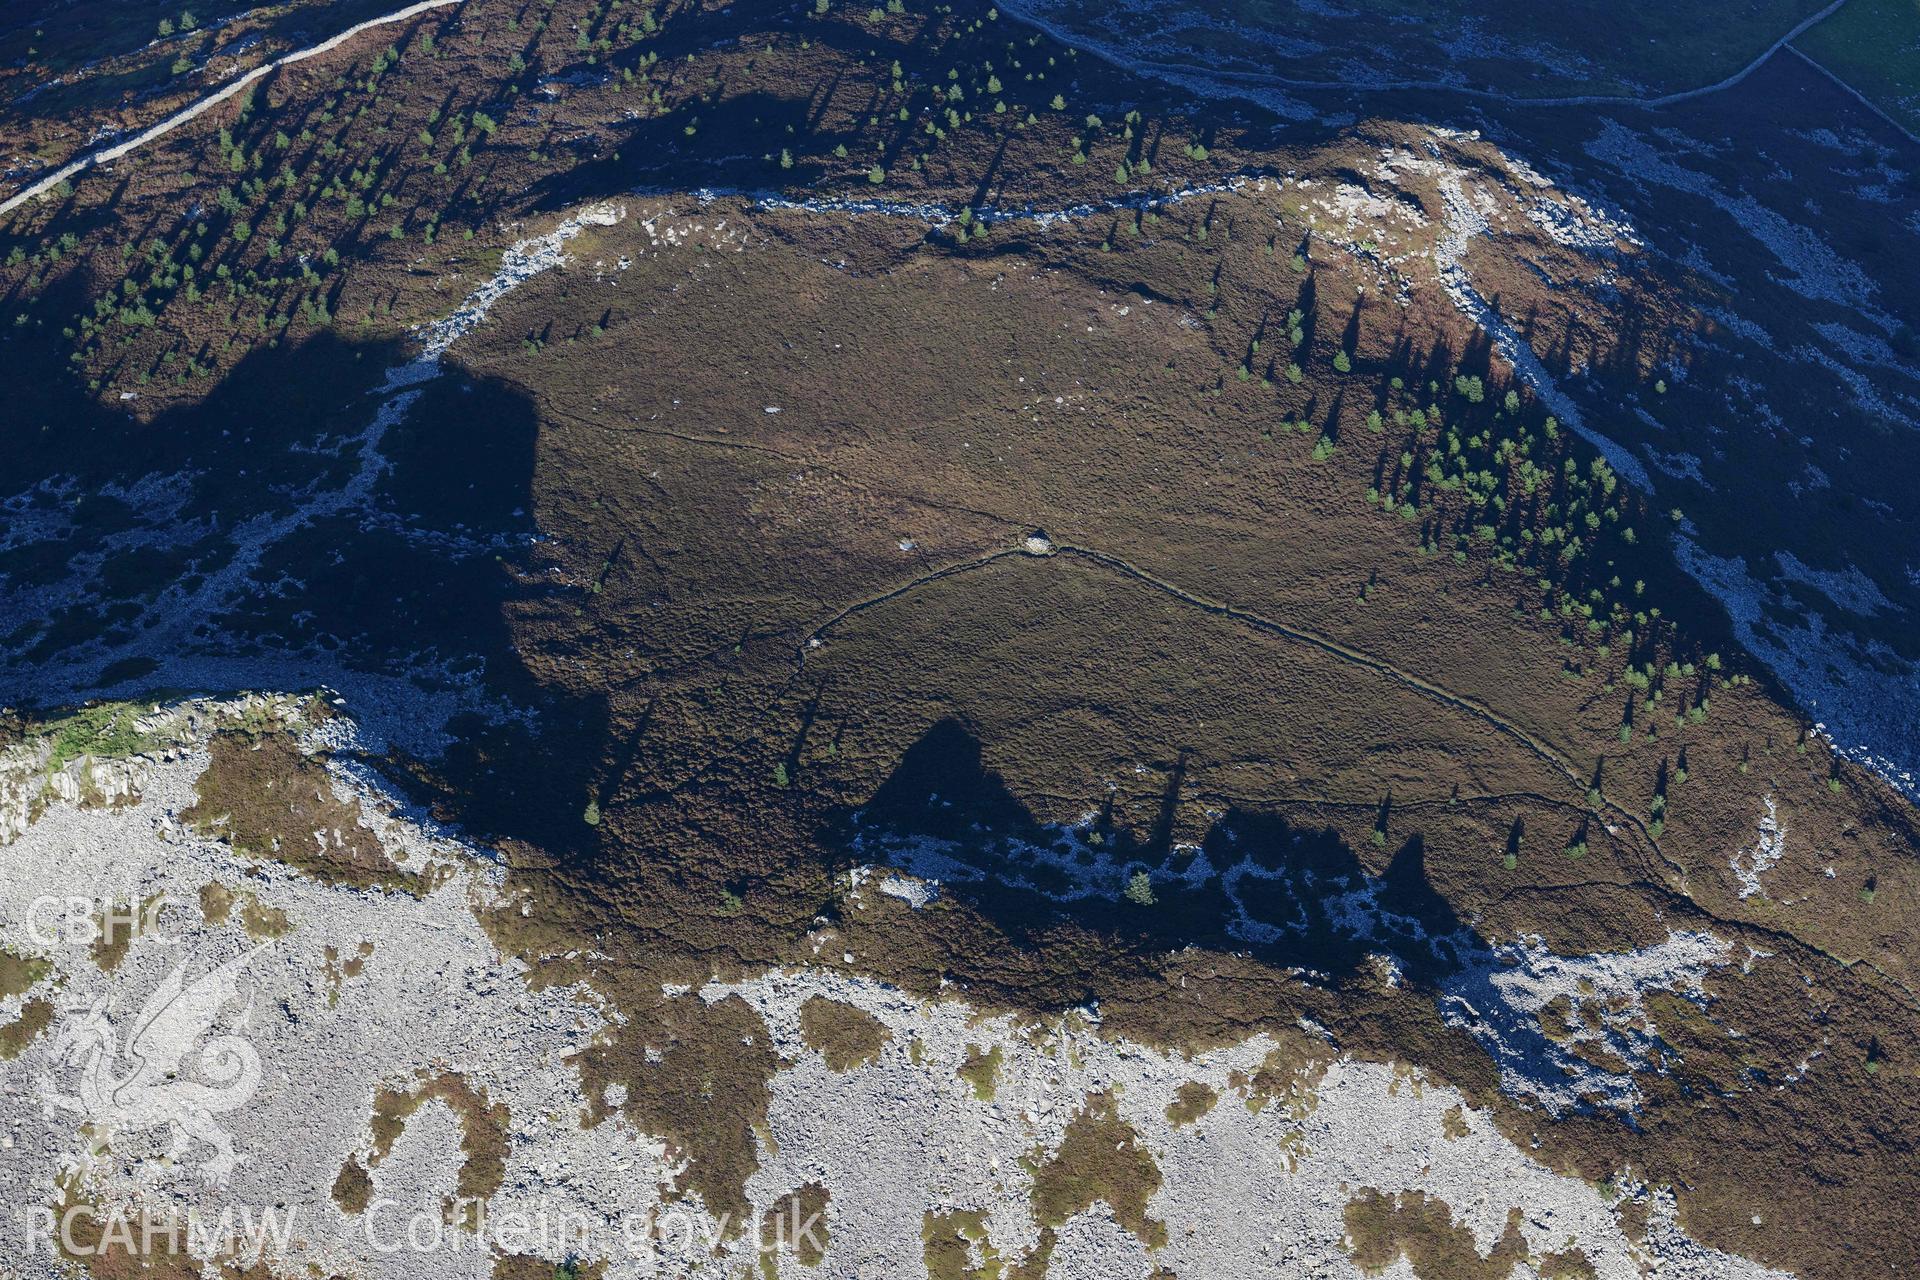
857;716;1041;843
824;716;1490;991
0;316;612;859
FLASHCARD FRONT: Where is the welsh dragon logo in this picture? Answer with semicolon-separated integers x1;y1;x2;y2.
37;944;271;1184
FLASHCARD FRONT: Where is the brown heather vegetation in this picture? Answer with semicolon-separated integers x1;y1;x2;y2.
197;879;294;940
1343;1189;1529;1280
331;1070;512;1228
47;1166;337;1280
1026;1090;1166;1249
797;994;891;1070
492;1258;605;1280
1;0;1916;1276
0;996;56;1059
1163;1080;1216;1127
0;947;51;1000
184;730;419;891
958;1043;1003;1100
0;0;415;190
760;1181;831;1269
458;160;1916;1280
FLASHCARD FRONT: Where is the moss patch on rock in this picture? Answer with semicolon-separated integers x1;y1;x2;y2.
1343;1188;1528;1280
798;995;890;1072
1165;1080;1218;1127
1027;1090;1167;1250
184;730;417;892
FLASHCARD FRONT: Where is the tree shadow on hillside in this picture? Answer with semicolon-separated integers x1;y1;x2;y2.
823;716;1485;991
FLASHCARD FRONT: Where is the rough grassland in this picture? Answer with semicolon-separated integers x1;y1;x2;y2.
0;0;1914;1275
1800;0;1920;132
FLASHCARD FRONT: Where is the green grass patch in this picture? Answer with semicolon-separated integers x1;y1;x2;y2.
1800;0;1920;133
40;701;159;770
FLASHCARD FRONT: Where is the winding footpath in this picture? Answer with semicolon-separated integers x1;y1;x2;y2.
797;536;1677;868
992;0;1856;112
4;0;1893;224
0;0;465;219
794;533;1920;1010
